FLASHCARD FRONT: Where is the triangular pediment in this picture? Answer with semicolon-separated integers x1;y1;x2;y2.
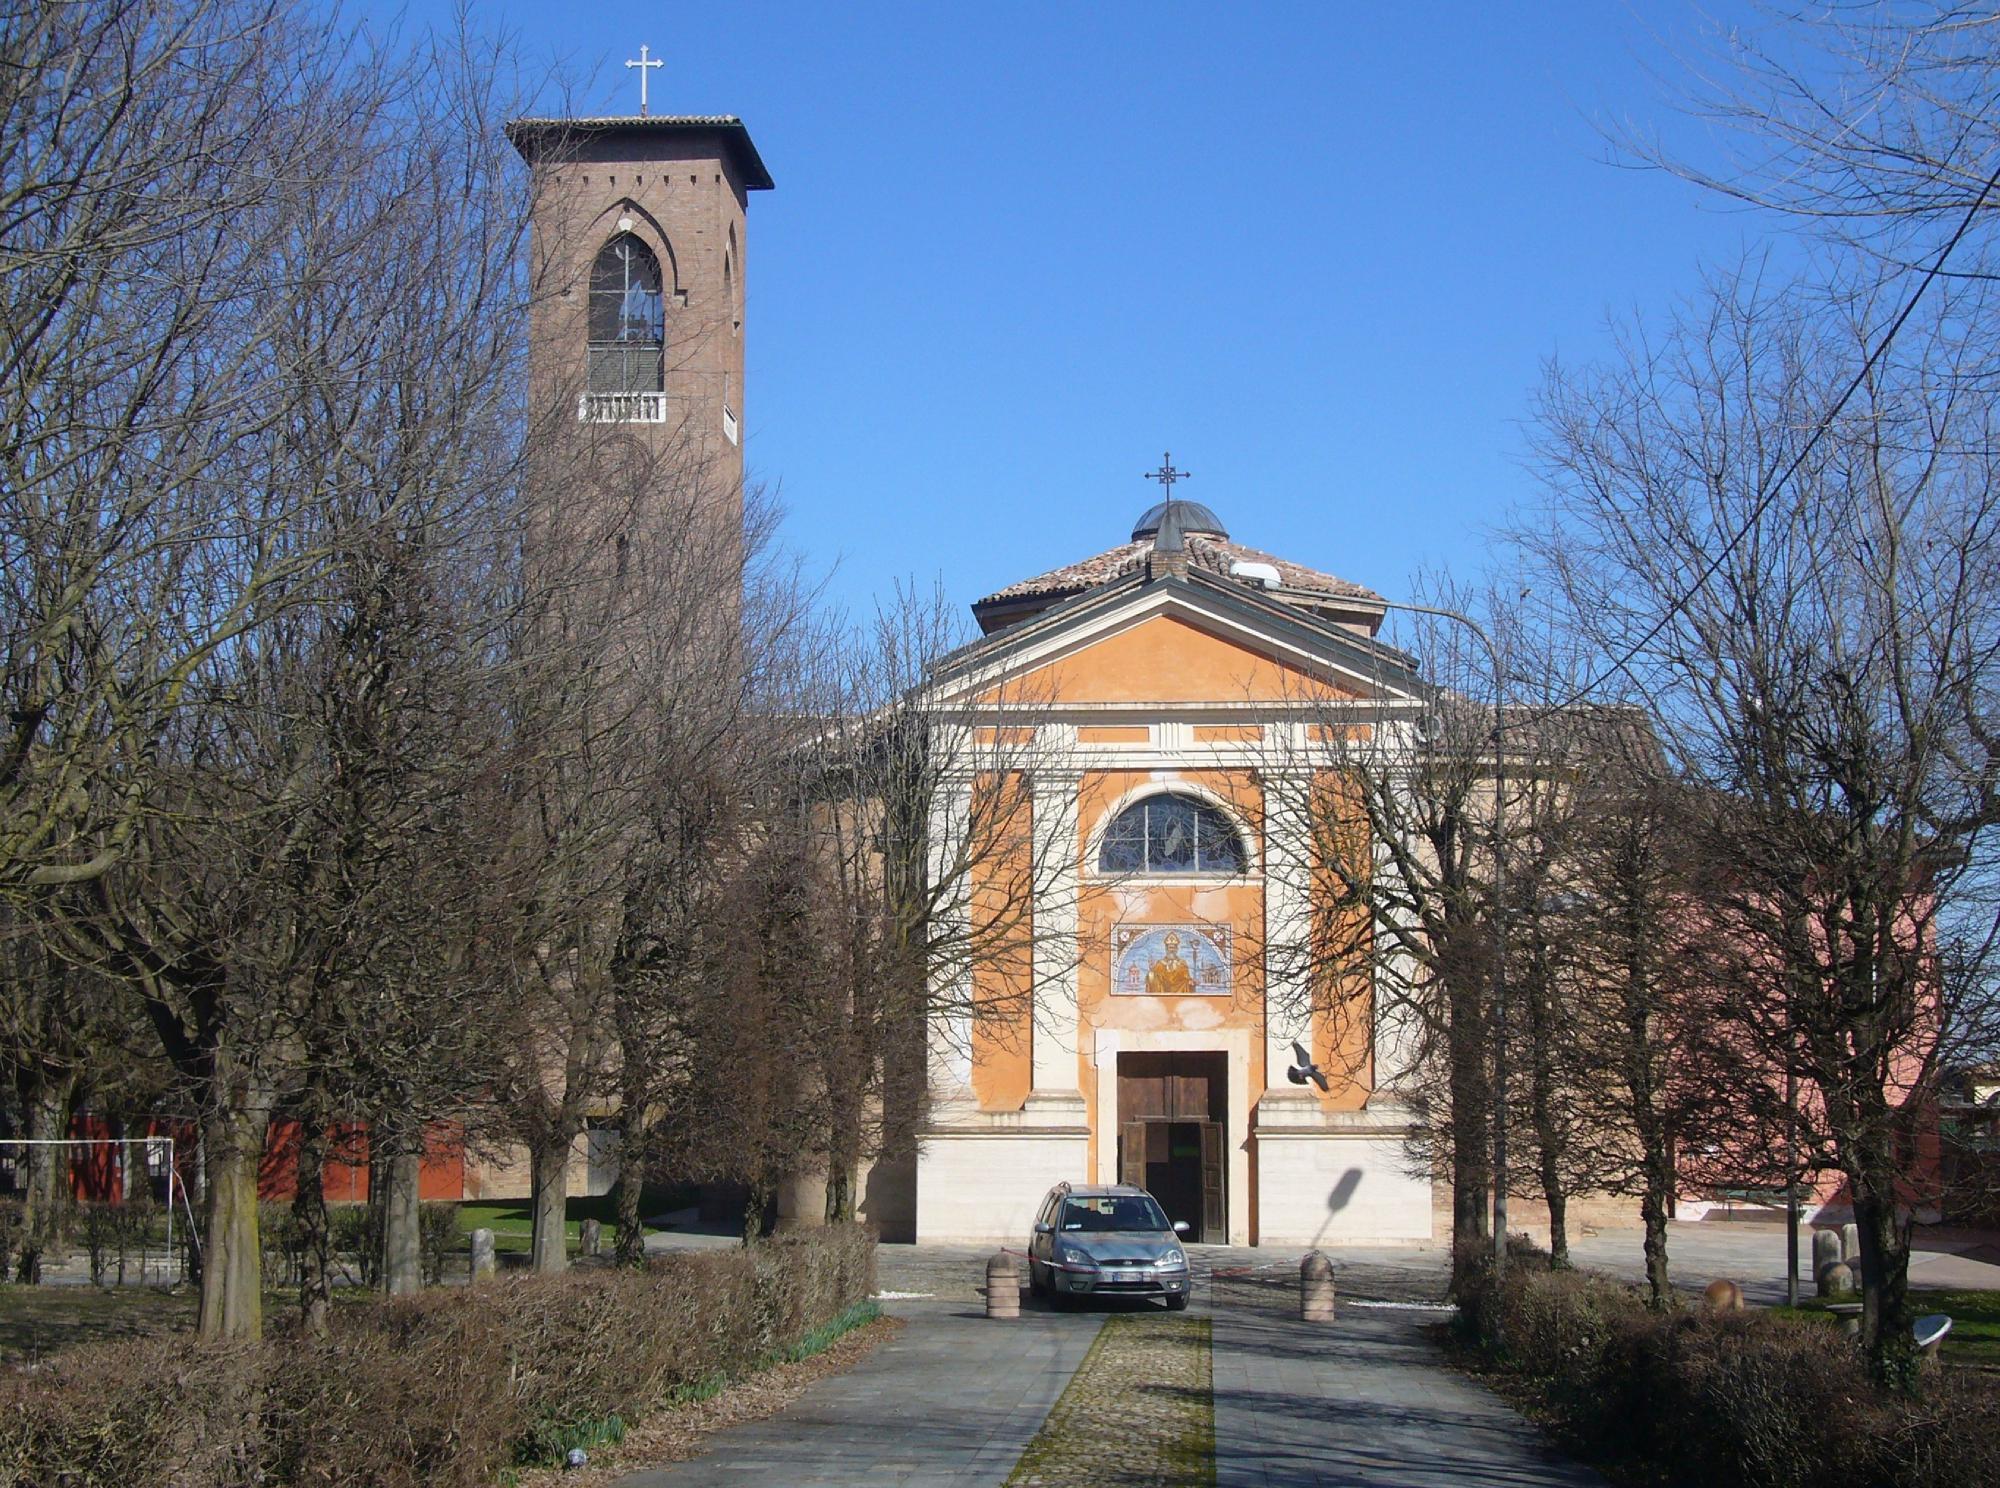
929;573;1423;712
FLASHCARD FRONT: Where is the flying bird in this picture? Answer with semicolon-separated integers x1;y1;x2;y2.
1287;1040;1330;1092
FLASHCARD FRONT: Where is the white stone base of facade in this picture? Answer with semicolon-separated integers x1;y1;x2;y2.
1253;1092;1434;1246
915;1101;1090;1244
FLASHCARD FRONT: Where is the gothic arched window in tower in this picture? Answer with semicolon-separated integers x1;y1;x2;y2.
587;234;666;394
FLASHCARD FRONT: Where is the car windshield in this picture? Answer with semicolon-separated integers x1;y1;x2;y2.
1060;1195;1172;1233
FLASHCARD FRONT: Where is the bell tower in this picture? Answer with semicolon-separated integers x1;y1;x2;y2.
507;107;772;536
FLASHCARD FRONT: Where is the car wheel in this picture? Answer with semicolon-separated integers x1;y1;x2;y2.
1028;1262;1047;1298
1165;1293;1190;1312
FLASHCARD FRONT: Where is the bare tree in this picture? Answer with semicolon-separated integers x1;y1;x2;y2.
0;0;396;903
793;584;1085;1228
1527;265;2000;1376
1529;709;1749;1309
1632;3;2000;274
2;2;546;1338
1256;598;1505;1295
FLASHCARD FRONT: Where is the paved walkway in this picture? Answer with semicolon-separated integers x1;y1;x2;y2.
616;1278;1609;1486
623;1223;2000;1484
615;1300;1102;1487
1210;1280;1603;1487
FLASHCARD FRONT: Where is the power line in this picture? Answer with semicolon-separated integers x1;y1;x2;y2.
1536;150;2000;716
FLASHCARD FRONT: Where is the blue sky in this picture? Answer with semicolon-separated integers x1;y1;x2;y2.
388;1;1778;621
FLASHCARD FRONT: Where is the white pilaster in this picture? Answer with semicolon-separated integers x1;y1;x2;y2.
1028;769;1084;1106
925;774;976;1122
1262;770;1313;1094
1370;720;1424;1107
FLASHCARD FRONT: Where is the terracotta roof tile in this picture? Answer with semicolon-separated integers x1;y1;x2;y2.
974;534;1380;610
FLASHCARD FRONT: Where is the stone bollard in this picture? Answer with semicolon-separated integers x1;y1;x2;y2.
470;1227;497;1282
1703;1279;1745;1313
1812;1230;1841;1295
1820;1261;1857;1298
986;1252;1020;1319
1301;1250;1336;1323
1841;1222;1860;1263
579;1218;602;1258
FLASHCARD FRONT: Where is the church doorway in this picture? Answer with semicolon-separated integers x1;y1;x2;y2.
1116;1051;1225;1241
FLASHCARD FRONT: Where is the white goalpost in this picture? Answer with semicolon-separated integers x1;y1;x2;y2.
0;1135;194;1285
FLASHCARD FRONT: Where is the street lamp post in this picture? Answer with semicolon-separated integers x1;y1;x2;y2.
1375;597;1509;1277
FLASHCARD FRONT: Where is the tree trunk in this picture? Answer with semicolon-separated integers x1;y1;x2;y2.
1640;1176;1673;1312
1447;964;1492;1295
743;1177;770;1245
380;1148;422;1295
824;1159;855;1226
1543;1180;1570;1270
529;1136;570;1274
824;1097;859;1225
292;1111;332;1336
1853;1172;1915;1384
1624;1094;1674;1311
15;1072;76;1284
1522;937;1569;1269
197;1106;268;1340
611;1100;651;1266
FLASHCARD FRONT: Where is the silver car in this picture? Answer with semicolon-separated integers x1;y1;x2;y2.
1026;1182;1192;1310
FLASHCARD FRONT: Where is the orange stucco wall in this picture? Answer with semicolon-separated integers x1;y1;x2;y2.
995;613;1358;706
971;774;1035;1111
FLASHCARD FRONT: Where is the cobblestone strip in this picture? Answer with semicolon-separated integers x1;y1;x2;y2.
1005;1314;1215;1488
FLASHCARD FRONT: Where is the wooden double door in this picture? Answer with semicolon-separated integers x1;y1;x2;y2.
1116;1052;1225;1242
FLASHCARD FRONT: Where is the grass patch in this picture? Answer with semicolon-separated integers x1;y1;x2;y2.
0;1285;193;1365
516;1410;627;1467
505;1296;879;1470
1007;1313;1213;1487
1770;1288;2000;1366
457;1194;656;1255
765;1299;881;1365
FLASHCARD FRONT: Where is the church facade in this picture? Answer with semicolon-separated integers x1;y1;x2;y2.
904;495;1438;1246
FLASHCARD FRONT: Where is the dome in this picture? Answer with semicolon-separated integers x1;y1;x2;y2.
1131;499;1229;542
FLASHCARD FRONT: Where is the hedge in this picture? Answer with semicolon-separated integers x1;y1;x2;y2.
0;1224;876;1488
1461;1265;2000;1488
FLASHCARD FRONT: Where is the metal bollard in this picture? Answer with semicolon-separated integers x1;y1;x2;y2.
470;1227;497;1282
986;1252;1020;1319
1300;1250;1336;1323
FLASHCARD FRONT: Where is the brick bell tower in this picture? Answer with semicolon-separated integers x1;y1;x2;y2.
507;101;773;542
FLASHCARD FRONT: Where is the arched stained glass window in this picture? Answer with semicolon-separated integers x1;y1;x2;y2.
588;234;665;393
1098;794;1246;875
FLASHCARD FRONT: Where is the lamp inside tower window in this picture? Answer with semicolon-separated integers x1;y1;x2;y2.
587;234;666;397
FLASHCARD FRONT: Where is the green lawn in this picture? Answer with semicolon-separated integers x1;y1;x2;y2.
1770;1288;2000;1367
457;1193;655;1255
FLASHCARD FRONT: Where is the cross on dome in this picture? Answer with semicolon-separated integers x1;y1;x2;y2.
1143;452;1190;494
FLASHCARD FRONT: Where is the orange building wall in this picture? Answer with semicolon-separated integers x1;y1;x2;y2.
971;773;1035;1111
994;613;1360;706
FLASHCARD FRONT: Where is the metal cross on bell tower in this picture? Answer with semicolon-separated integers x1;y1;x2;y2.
1143;452;1190;494
626;44;663;116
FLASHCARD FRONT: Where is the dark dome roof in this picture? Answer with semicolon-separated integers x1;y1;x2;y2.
1132;500;1228;542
